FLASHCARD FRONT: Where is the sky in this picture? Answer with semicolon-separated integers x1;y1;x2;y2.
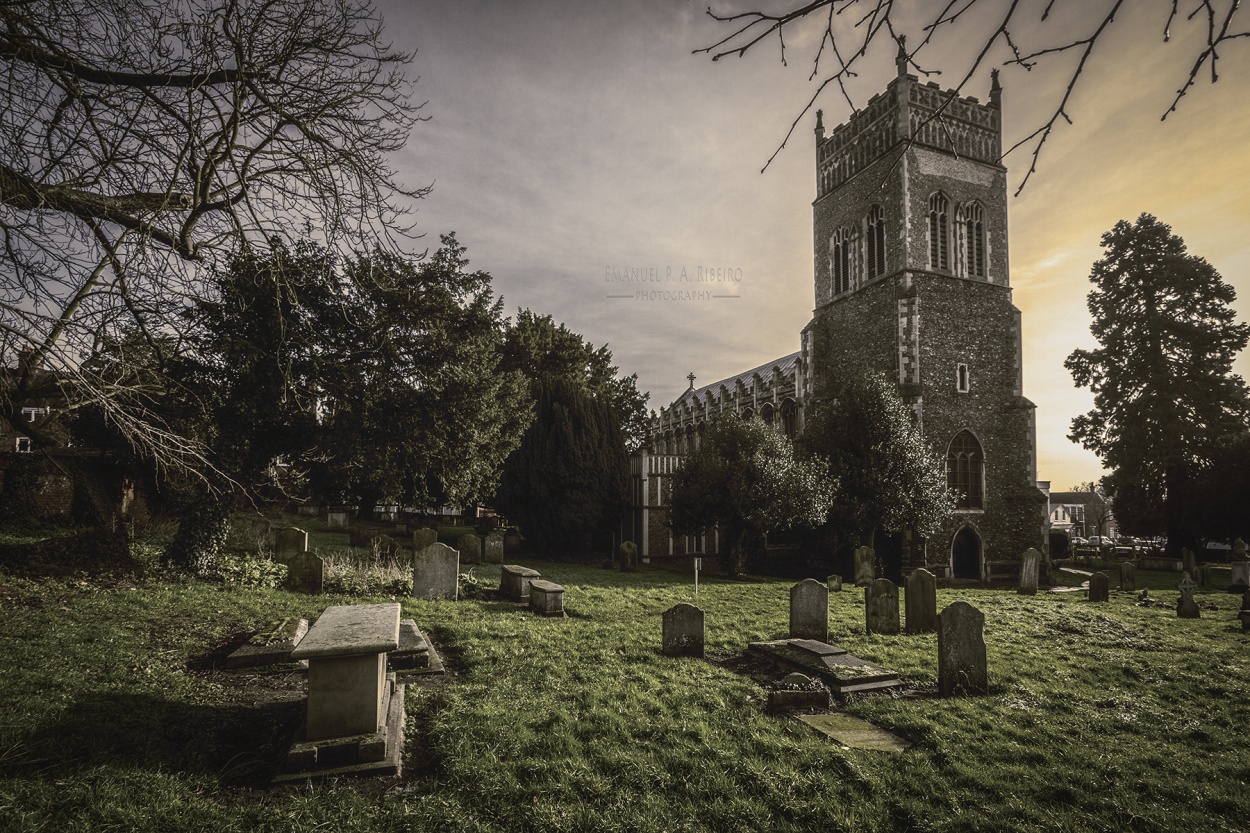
376;0;1250;491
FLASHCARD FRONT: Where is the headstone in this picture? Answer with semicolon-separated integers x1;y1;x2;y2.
1230;561;1250;594
1176;573;1200;619
458;533;482;565
1088;572;1109;603
937;601;987;696
412;542;459;600
905;568;937;634
484;532;505;564
853;546;875;586
1239;590;1250;631
619;541;638;572
1119;561;1136;592
1196;564;1212;588
1017;548;1040;596
662;603;705;657
529;579;565;617
500;564;541;602
1182;547;1197;577
411;527;438;552
826;574;842;592
371;534;400;560
766;672;830;714
789;579;829;642
284;551;323;594
1234;537;1248;561
274;526;309;565
865;578;900;635
326;510;350;529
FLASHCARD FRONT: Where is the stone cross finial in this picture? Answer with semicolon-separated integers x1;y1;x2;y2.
895;36;907;76
990;68;1002;108
686;372;696;390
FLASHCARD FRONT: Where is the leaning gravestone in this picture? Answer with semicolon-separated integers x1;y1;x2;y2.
826;574;843;593
937;601;987;696
865;578;900;635
1017;548;1040;596
484;532;505;564
1176;573;1200;619
854;546;875;587
458;533;482;565
619;541;638;572
413;543;459;600
412;527;438;553
662;603;705;658
905;568;937;634
274;526;309;565
285;551;324;595
789;579;829;642
1119;561;1136;592
1088;572;1110;603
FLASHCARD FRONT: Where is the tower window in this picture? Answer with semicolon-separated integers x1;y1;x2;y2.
15;436;32;453
956;363;970;393
865;205;886;279
928;193;949;271
830;228;853;295
963;203;986;278
947;431;984;510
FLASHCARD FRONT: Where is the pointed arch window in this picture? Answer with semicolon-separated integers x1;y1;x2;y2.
962;202;986;278
928;193;950;271
947;431;984;509
830;227;854;295
865;205;886;279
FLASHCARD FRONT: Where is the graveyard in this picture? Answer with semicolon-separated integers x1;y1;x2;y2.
1;516;1248;832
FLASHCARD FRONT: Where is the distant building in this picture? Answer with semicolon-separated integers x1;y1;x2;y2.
628;48;1047;580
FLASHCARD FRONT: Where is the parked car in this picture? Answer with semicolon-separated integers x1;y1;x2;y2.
1070;536;1088;546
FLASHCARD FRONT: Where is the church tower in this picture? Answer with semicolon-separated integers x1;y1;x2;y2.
800;47;1046;579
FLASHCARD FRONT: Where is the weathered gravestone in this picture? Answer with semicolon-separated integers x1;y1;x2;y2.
619;541;638;572
412;543;459;600
411;527;438;552
1229;561;1250;594
458;533;482;565
1182;548;1198;577
766;672;830;714
826;574;843;592
326;510;350;529
484;532;505;564
1088;572;1110;603
1017;548;1040;596
500;564;541;602
1197;564;1213;588
865;578;900;635
274;526;309;565
1239;590;1250;631
937;601;987;696
529;580;565;617
371;535;400;560
905;568;937;634
285;551;324;595
662;603;705;658
789;579;829;642
1119;561;1136;592
854;546;875;587
1176;573;1200;619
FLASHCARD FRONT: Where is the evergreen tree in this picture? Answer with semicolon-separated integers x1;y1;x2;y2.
1066;214;1250;551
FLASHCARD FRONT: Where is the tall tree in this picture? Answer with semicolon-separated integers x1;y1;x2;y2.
495;311;647;554
1068;481;1113;540
800;372;953;548
670;417;833;576
1066;213;1250;552
0;0;423;467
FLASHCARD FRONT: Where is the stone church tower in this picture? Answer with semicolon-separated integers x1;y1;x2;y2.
800;51;1046;579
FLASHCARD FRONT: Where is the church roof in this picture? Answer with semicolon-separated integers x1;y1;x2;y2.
670;351;800;410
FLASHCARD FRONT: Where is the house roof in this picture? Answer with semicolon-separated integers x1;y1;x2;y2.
1049;491;1106;506
670;351;800;410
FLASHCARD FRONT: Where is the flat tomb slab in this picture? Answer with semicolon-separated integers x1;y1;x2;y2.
798;713;912;753
226;617;308;668
291;603;401;660
748;639;901;695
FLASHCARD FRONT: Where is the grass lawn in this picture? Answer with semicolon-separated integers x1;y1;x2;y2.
1;531;1248;832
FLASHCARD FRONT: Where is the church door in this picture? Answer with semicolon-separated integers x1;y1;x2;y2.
951;527;981;580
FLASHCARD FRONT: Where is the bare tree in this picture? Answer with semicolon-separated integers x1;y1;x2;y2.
0;0;425;468
696;1;1246;189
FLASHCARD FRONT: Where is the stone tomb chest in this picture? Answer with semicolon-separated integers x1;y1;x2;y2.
747;638;901;695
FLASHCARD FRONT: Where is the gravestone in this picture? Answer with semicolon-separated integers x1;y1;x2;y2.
371;535;400;560
826;574;842;592
1119;561;1136;592
619;541;638;572
865;578;900;635
1239;590;1250;631
484;532;505;564
500;564;541;602
789;579;829;642
662;603;705;658
1088;572;1110;603
285;551;324;595
412;527;438;552
458;533;482;565
905;568;937;634
937;601;987;696
853;546;875;586
766;672;830;714
1196;564;1212;588
326;510;350;529
1230;561;1250;594
529;580;565;617
274;526;309;565
1017;548;1041;596
1234;537;1248;561
1182;548;1198;577
1176;573;1200;619
412;543;459;600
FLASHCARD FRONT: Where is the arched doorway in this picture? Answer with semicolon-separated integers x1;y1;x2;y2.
951;527;981;580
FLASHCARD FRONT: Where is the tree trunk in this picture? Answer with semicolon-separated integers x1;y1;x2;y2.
163;492;232;575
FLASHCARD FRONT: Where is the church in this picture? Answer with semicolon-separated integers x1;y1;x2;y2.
627;51;1048;581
